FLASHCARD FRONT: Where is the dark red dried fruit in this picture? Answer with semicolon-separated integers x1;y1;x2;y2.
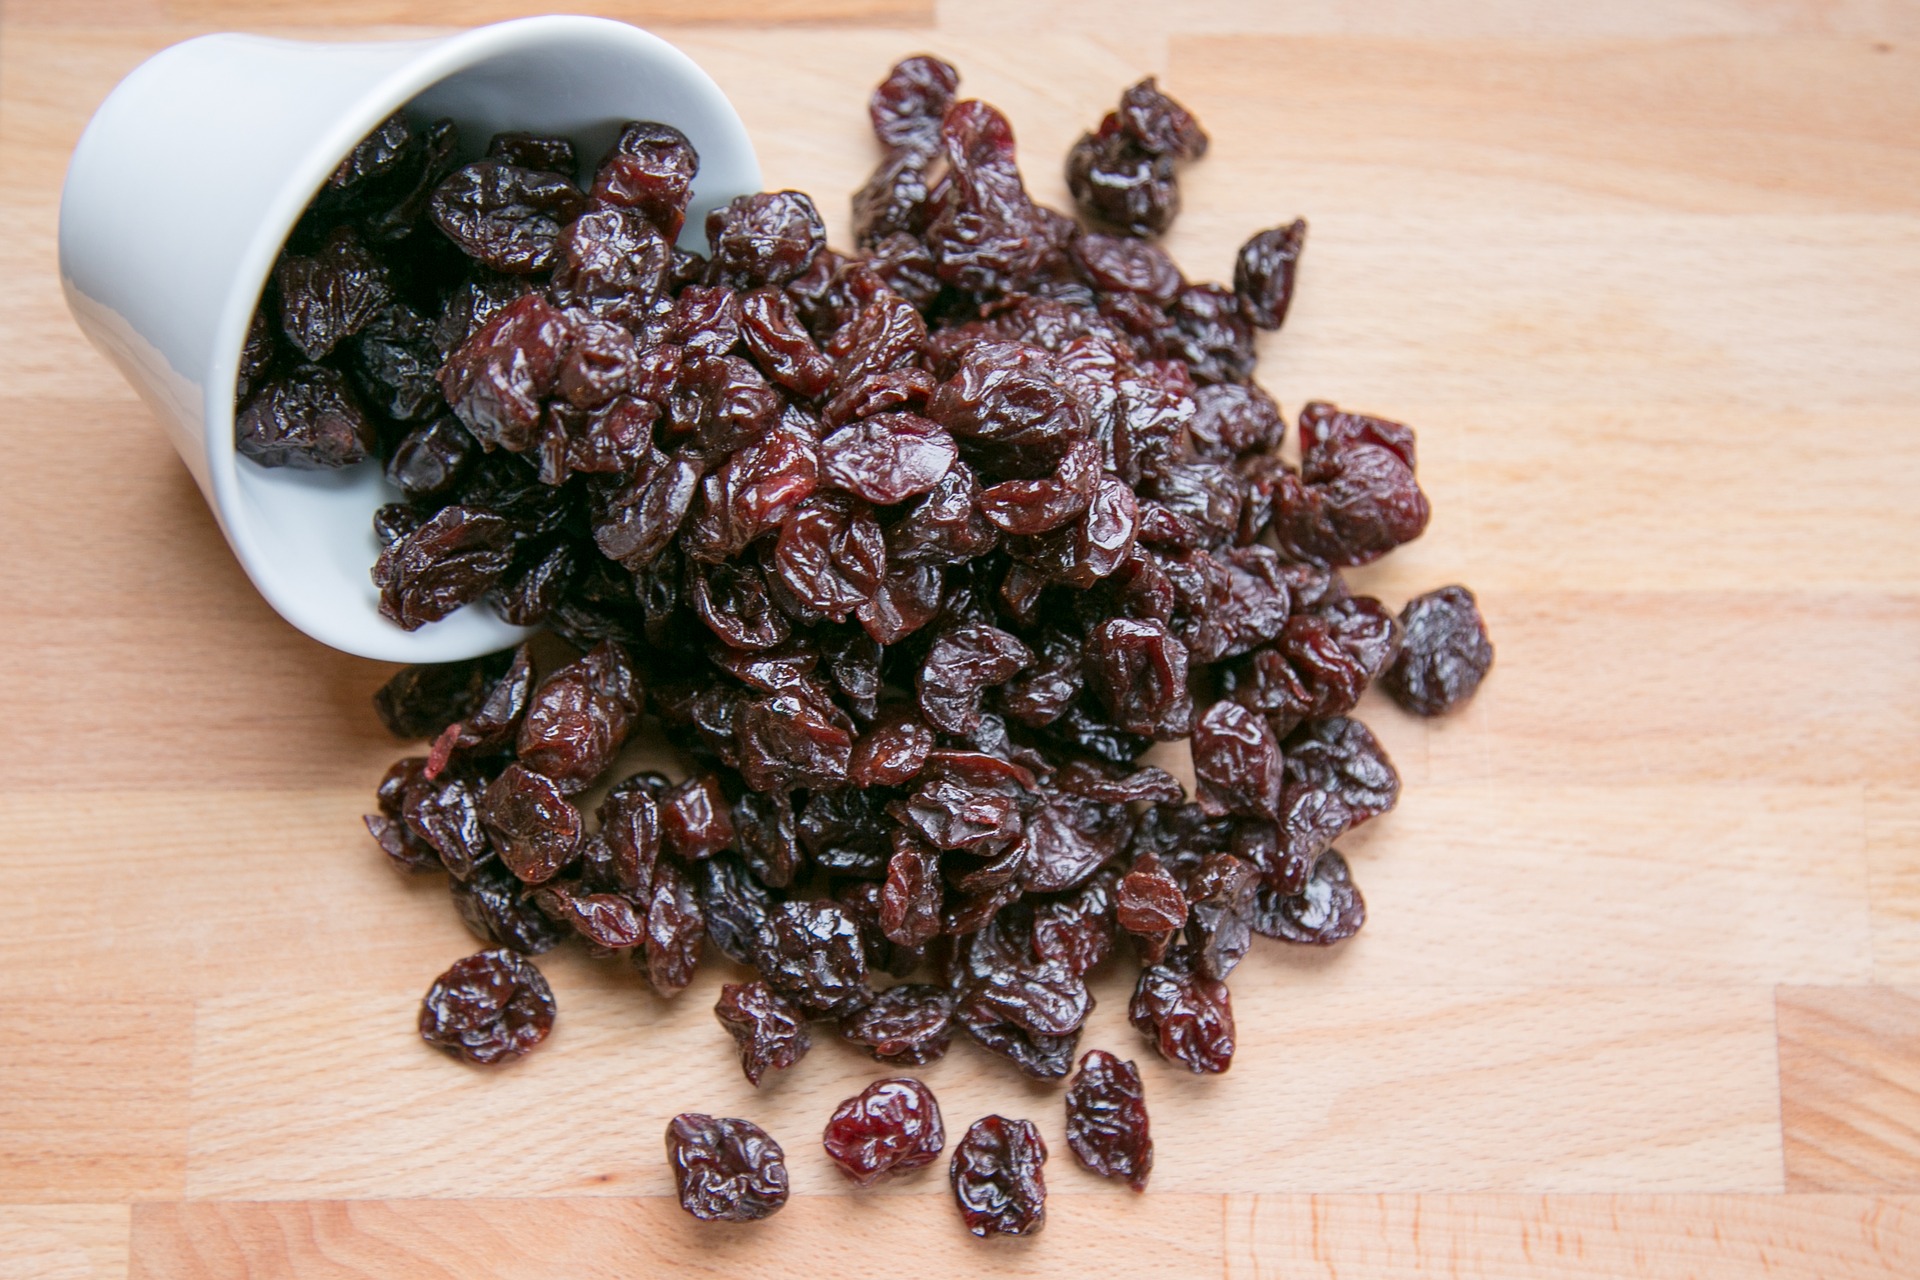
418;948;555;1065
740;286;835;396
714;981;811;1086
925;100;1052;297
487;131;577;177
950;1115;1047;1238
839;983;954;1065
401;773;491;880
757;899;870;1017
439;293;574;453
707;191;827;289
1117;855;1187;964
591;121;698;239
236;365;375;469
273;227;392;360
850;707;934;788
870;55;960;153
661;773;737;861
515;642;639;793
1386;585;1493;716
326;67;1471;1104
1253;847;1366;944
1185;852;1259;980
823;1076;946;1186
1235;218;1306;330
917;622;1033;734
373;505;516;631
1065;79;1206;238
1065;1049;1152;1190
666;1113;789;1223
386;415;478;498
480;762;582;884
881;833;944;948
641;858;705;995
822;412;957;504
430;160;586;274
736;693;854;792
452;859;568;954
774;492;886;621
1192;700;1284;820
531;879;643;950
1270;402;1431;567
1085;617;1194;739
1130;956;1234;1073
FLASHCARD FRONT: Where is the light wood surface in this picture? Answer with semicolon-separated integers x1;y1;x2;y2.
4;2;1919;1276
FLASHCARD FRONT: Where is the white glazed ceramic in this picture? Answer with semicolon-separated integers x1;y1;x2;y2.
59;16;760;663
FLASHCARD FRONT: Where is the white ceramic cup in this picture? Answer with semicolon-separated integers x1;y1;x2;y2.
59;16;760;663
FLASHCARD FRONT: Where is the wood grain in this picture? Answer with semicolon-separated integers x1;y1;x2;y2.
0;1001;192;1202
1223;1193;1920;1279
1;0;934;25
0;1206;129;1280
1;1;1917;1275
127;1195;1223;1280
1869;792;1920;982
1780;987;1920;1191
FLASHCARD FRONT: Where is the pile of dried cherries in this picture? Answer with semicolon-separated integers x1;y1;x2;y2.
237;56;1494;1235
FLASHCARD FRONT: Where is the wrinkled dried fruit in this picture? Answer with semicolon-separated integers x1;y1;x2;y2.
481;763;582;884
1130;957;1234;1073
1386;585;1493;716
839;983;954;1065
328;66;1479;1116
714;981;811;1085
237;365;375;469
823;1076;946;1185
1065;1049;1152;1189
666;1113;789;1223
950;1115;1047;1237
418;948;555;1064
757;899;870;1016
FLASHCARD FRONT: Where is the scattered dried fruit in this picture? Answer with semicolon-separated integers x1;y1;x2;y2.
666;1113;790;1222
822;1076;946;1185
1065;1049;1152;1189
418;948;555;1065
308;55;1491;1232
951;1114;1048;1237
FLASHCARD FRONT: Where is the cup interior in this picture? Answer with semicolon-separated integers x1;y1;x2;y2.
215;19;759;663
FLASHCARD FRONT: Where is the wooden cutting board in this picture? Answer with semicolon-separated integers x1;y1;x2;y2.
4;2;1918;1276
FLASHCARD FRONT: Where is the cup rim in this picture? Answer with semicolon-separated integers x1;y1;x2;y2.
204;15;751;662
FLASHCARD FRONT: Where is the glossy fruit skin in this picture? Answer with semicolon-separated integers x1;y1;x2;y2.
452;860;567;955
1252;848;1366;944
373;506;517;631
707;191;828;289
515;642;640;793
1234;218;1307;330
325;61;1488;1113
1386;585;1494;715
1130;955;1235;1073
666;1113;790;1223
418;948;555;1065
838;983;954;1065
950;1115;1048;1237
757;899;871;1017
480;762;582;885
1065;1049;1152;1189
236;365;375;469
714;981;811;1086
1065;78;1207;238
429;160;587;274
823;1076;946;1186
